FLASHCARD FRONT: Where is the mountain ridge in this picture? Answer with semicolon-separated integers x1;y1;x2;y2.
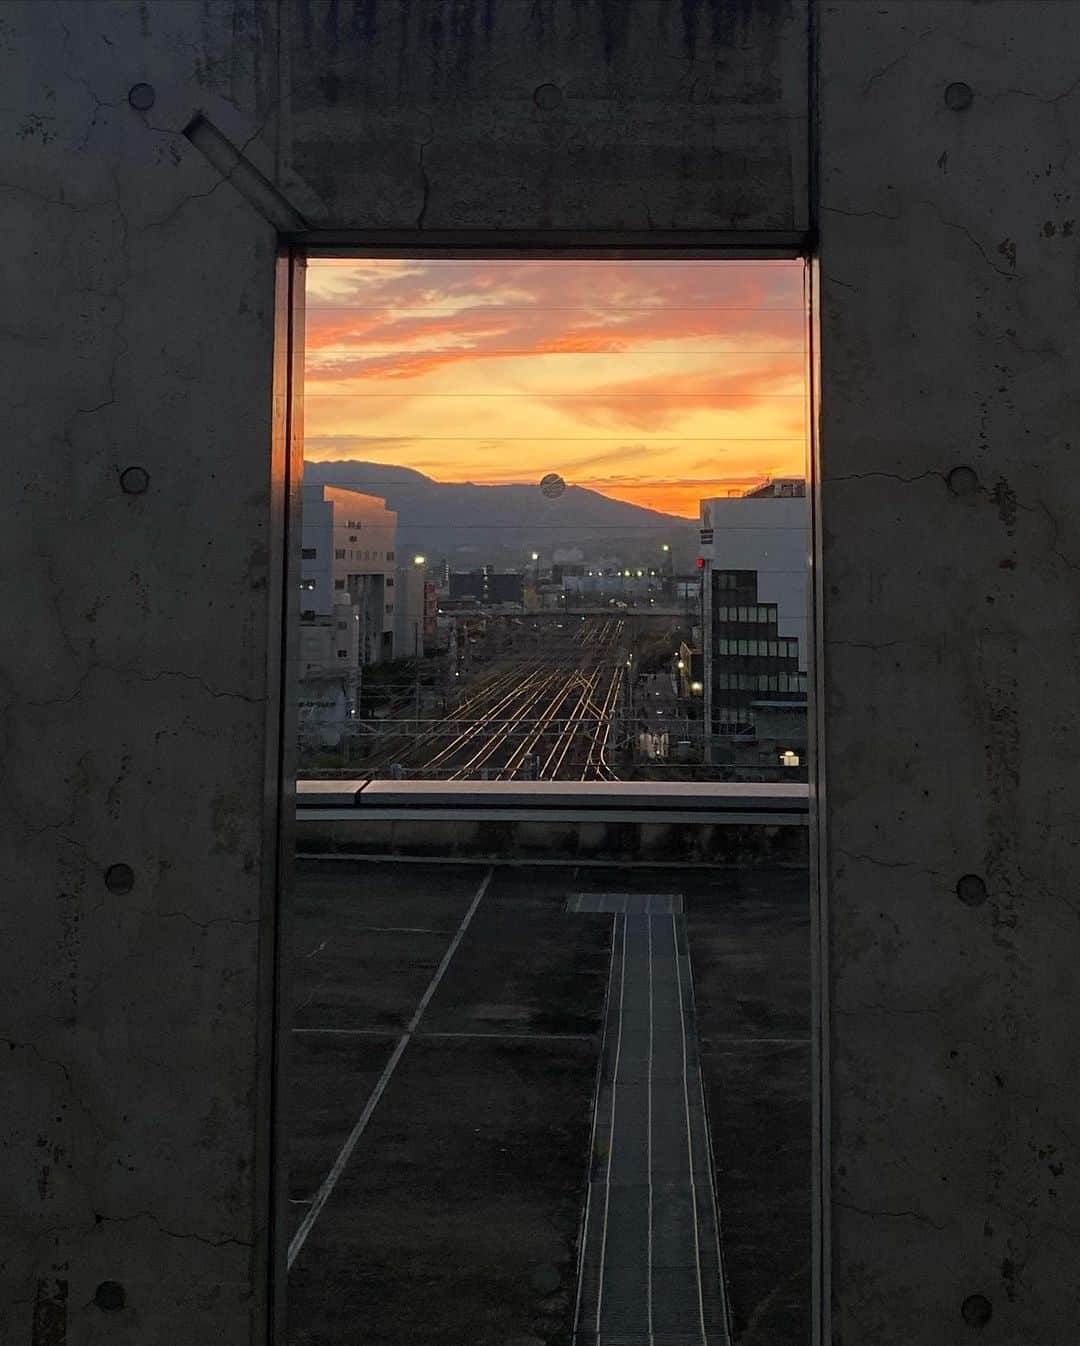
304;460;698;565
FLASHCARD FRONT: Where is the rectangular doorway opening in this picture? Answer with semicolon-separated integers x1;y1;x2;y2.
284;252;814;1346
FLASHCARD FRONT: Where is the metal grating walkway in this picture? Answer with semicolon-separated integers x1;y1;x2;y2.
571;905;731;1346
567;893;685;915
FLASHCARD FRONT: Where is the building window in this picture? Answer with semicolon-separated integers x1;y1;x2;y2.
335;549;346;560
346;520;362;530
337;621;347;630
387;551;395;561
385;604;394;614
300;579;316;591
337;649;348;658
334;579;345;590
301;609;316;620
302;547;316;560
386;577;395;587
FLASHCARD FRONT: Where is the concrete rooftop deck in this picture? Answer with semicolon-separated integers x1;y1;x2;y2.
286;857;809;1345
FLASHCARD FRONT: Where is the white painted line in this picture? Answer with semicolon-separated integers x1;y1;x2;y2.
287;867;494;1270
647;916;655;1345
673;914;708;1343
571;915;620;1342
594;913;628;1338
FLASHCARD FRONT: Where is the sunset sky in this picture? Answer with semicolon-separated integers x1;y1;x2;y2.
304;258;807;519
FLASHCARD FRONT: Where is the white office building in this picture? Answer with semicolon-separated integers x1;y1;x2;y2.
298;485;398;745
393;562;429;660
698;479;810;764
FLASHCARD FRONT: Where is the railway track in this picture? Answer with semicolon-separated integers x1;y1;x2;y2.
364;617;628;780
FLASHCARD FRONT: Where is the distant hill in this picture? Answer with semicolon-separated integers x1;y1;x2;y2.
304;460;698;567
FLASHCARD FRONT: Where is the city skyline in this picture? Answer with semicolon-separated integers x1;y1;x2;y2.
305;258;808;519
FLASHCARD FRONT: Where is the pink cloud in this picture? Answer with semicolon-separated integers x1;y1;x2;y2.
305;259;806;385
533;362;805;432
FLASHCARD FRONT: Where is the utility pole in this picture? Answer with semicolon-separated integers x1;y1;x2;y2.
413;622;421;731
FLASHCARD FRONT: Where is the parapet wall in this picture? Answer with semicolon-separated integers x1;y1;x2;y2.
297;779;809;864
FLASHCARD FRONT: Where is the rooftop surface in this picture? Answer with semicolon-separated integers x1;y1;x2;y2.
286;858;809;1346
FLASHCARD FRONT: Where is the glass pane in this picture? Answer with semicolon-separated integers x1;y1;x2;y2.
289;257;811;1346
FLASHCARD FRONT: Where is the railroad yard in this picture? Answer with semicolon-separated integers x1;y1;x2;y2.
355;617;638;781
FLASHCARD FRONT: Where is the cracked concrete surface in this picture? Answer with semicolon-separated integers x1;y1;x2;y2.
820;3;1080;1342
4;1;1080;1343
2;3;284;1341
2;4;812;1337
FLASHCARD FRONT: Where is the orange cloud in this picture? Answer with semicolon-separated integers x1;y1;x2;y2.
304;258;807;516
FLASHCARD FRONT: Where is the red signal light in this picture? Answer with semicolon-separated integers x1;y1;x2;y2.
695;557;705;568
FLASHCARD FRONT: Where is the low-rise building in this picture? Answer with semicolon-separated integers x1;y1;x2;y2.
449;566;524;607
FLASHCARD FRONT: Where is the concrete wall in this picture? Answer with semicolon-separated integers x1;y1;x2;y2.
1;4;293;1342
284;0;810;234
5;2;1079;1344
817;5;1080;1341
